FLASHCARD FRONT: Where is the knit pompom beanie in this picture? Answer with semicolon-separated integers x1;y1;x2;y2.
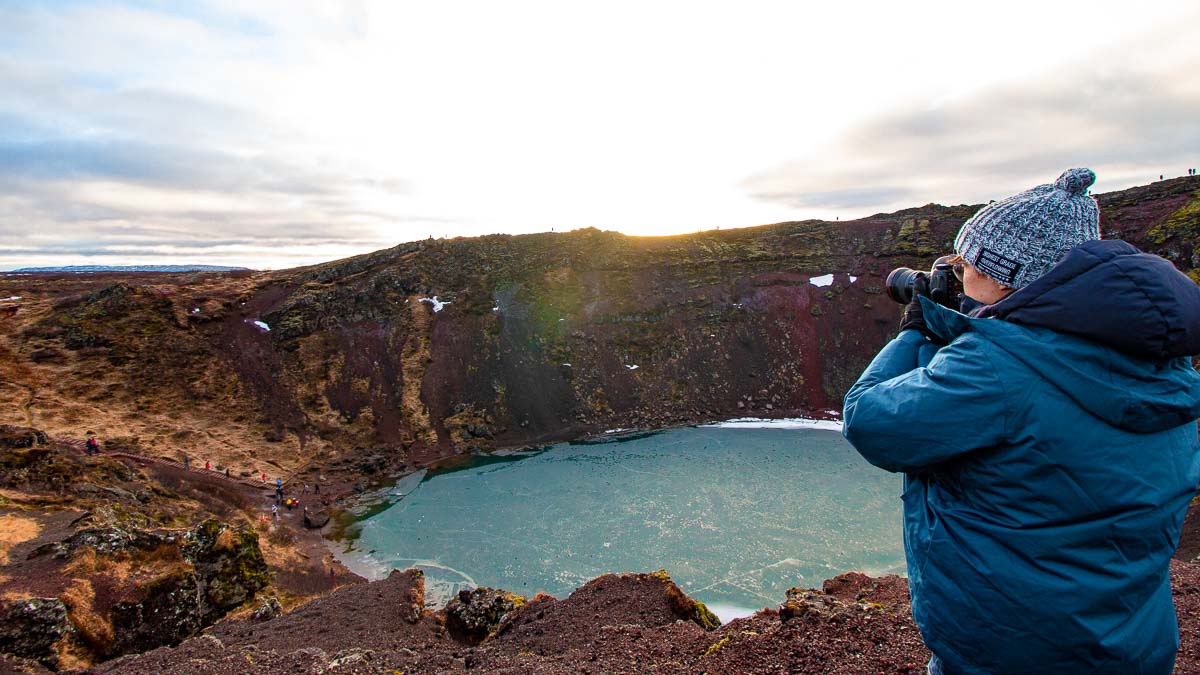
954;168;1100;289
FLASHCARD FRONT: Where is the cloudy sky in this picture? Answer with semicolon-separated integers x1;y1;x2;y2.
2;1;1198;270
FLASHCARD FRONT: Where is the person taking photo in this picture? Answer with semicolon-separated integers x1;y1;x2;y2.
843;168;1200;673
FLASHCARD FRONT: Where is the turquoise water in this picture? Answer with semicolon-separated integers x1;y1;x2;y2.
338;425;904;620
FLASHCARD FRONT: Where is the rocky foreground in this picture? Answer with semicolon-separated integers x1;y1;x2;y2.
0;426;346;672
78;568;925;674
2;560;1187;674
8;425;1200;673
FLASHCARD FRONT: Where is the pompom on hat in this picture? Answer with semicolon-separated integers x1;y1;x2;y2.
954;168;1100;289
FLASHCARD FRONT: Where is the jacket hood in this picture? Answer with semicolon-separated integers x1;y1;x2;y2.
921;241;1200;433
975;239;1200;359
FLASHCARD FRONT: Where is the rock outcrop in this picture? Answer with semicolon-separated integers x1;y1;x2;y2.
8;518;270;663
444;586;525;643
0;597;73;668
301;508;330;529
249;596;282;622
0;425;48;449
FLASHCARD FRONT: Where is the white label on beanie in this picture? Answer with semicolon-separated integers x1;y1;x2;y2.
974;248;1022;287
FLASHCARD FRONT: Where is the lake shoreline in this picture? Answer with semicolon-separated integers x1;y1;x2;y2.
324;407;844;531
324;408;847;559
328;415;897;620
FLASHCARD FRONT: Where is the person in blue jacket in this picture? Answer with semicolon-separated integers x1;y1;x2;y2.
843;168;1200;674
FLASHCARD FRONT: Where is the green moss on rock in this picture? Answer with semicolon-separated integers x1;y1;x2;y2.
1146;190;1200;245
651;569;721;631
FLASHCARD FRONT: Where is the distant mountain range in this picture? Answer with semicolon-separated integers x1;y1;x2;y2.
8;265;251;273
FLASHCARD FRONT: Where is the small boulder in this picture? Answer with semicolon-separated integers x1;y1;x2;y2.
0;597;72;668
0;425;47;449
251;596;283;622
444;587;525;644
303;509;330;529
822;571;876;601
779;587;854;624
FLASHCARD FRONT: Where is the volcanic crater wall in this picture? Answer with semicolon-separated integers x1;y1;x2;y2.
240;204;974;453
4;178;1198;468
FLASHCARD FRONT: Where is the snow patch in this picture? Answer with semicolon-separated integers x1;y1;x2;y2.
561;363;571;367
492;305;499;312
0;296;22;302
419;296;451;312
809;274;835;287
604;428;632;434
625;364;639;370
700;416;843;432
190;307;201;314
849;276;858;283
251;320;270;332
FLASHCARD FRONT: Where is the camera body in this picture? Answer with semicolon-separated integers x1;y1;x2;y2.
885;255;962;308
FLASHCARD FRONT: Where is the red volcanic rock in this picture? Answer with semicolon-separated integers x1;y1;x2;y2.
66;557;1200;674
86;567;932;674
821;570;878;600
444;587;524;643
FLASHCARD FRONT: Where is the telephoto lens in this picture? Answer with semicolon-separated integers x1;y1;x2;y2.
885;267;926;304
885;255;962;307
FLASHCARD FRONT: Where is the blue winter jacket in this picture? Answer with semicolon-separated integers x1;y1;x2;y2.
843;240;1200;674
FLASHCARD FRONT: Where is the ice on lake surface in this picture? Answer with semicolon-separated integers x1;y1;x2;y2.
340;427;904;617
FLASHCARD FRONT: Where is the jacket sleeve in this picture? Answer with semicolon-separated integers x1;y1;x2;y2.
842;331;1010;473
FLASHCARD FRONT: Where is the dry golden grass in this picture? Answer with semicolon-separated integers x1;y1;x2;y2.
65;542;189;591
0;513;41;565
62;578;113;649
54;640;92;671
62;547;117;579
214;526;236;552
0;272;316;479
60;543;195;657
401;295;436;445
256;524;306;568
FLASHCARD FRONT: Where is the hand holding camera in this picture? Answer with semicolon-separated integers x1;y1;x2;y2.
886;255;963;308
887;255;963;343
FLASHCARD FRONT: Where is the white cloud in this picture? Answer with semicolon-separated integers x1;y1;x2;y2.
0;1;1197;269
742;34;1200;213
